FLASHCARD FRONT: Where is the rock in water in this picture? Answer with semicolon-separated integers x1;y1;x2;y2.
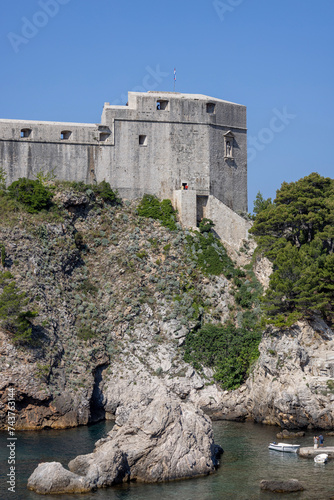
260;479;305;492
109;395;221;482
70;395;221;483
276;429;305;439
68;448;130;488
27;462;91;494
28;395;222;493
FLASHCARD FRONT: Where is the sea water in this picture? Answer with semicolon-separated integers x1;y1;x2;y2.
0;420;333;499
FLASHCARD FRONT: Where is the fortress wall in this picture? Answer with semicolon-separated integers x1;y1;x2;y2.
209;127;247;213
0;119;104;184
105;118;211;200
173;190;197;228
214;101;246;130
101;93;213;200
206;195;251;249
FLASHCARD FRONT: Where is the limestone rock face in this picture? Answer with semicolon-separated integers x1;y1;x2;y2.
71;394;220;484
27;462;91;494
221;318;334;429
69;449;130;488
253;255;272;290
53;190;91;208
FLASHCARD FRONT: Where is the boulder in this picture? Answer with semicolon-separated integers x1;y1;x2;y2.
276;429;305;439
260;479;305;492
69;449;130;488
53;191;91;208
71;395;222;483
27;462;91;494
108;396;221;482
28;394;222;493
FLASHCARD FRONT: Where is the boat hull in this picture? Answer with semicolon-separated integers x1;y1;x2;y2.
269;443;300;453
314;453;328;463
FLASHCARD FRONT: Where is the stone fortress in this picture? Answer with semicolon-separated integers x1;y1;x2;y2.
0;91;250;248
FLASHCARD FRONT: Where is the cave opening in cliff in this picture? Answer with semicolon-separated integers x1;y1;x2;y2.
89;364;108;423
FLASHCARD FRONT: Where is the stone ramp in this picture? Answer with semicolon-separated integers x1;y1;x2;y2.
299;447;334;459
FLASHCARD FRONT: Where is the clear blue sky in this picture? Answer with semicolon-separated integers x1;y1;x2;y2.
1;0;333;210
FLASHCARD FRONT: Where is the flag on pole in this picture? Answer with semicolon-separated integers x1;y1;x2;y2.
174;68;176;81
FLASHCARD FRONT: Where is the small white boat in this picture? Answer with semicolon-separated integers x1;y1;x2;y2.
268;442;300;453
314;453;328;463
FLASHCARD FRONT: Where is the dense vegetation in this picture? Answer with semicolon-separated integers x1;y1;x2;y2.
250;172;334;326
186;227;236;277
8;178;52;213
137;194;177;230
0;272;38;345
184;264;263;389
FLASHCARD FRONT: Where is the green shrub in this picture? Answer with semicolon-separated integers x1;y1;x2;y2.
137;194;177;231
186;232;235;277
0;244;6;267
0;272;38;345
77;326;95;341
184;322;261;390
199;218;215;233
74;232;84;249
77;279;98;296
8;178;52;213
92;180;120;204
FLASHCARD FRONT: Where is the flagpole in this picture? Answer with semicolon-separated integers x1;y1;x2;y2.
173;68;176;92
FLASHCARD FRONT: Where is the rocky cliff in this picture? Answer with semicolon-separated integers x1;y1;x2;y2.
0;187;333;432
221;318;334;429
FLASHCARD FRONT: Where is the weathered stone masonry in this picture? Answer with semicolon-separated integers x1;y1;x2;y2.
0;91;250;247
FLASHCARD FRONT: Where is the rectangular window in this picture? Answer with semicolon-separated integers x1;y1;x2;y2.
99;132;110;141
156;100;169;111
61;130;72;140
139;135;147;146
206;103;216;114
20;128;31;138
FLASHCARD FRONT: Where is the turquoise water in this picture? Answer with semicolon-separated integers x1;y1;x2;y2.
1;420;333;499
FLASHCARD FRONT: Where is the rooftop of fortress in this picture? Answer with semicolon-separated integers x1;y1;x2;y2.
0;91;246;126
108;90;244;106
